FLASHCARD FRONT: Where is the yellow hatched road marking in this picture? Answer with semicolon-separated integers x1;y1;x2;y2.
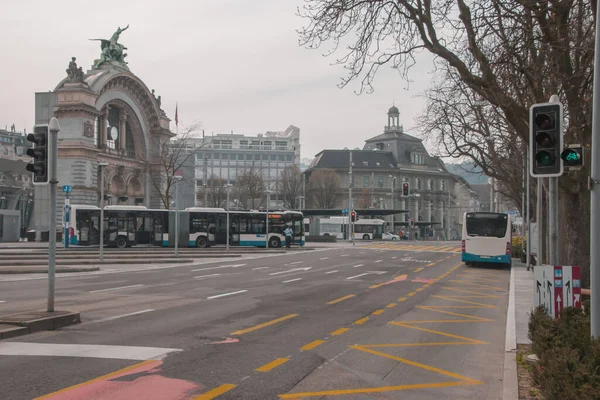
331;327;349;336
386;303;397;308
256;358;289;372
398;297;407;301
407;292;416;297
354;317;369;325
442;286;499;298
449;280;506;291
301;340;325;351
231;314;299;335
372;309;385;315
414;267;424;272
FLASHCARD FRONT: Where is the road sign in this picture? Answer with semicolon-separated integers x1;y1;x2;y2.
534;265;581;318
342;208;348;215
62;185;72;193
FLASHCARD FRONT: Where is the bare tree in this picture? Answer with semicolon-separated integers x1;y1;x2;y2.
236;164;265;209
198;174;227;208
298;0;594;280
307;169;341;209
277;165;304;209
144;123;202;209
357;188;372;209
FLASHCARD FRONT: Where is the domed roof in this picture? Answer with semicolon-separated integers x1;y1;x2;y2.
388;105;399;114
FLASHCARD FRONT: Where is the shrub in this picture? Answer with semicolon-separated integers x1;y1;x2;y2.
528;305;600;400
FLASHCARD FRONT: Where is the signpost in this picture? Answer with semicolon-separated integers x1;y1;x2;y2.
534;265;582;318
63;185;72;248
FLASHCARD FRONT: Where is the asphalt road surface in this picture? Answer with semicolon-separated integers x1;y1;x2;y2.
0;241;510;400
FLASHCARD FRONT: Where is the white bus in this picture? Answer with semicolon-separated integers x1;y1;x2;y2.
317;217;385;240
461;212;512;268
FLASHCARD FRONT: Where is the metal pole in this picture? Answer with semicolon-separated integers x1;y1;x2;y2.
536;178;542;266
47;118;59;313
348;151;353;241
100;167;105;263
590;0;600;337
226;186;230;251
266;191;269;248
490;177;494;212
526;149;531;271
548;94;561;266
391;177;395;231
175;179;179;257
64;191;70;249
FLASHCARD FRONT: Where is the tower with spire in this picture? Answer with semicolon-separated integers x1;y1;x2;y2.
385;104;403;133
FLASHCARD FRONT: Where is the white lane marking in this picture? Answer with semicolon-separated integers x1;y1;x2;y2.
89;284;143;293
325;270;338;274
320;257;329;260
340;254;349;257
252;267;269;270
290;261;304;265
367;271;387;275
391;256;398;259
283;278;303;283
92;309;155;324
190;264;245;272
193;274;220;279
346;273;370;280
353;264;364;268
207;290;248;300
0;301;5;303
0;342;180;361
269;267;311;276
375;260;383;263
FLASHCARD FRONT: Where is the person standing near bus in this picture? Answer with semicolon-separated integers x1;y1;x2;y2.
284;224;294;248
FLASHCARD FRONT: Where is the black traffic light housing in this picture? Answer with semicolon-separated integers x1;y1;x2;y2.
351;211;357;222
402;182;410;197
560;145;584;170
26;125;49;184
529;102;563;177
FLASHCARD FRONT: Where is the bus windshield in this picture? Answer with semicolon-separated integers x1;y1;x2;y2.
465;213;508;238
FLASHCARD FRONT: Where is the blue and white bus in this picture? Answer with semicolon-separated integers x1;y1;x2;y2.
461;212;512;268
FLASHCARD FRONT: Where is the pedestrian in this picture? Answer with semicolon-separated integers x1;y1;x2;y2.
284;224;294;248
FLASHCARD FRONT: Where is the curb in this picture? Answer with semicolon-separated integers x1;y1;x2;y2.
502;264;519;400
0;267;101;274
0;311;81;340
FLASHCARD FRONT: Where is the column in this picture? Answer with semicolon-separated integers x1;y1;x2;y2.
119;111;127;152
100;108;108;148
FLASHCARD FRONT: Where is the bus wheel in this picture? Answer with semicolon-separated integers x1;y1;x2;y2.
196;237;208;248
116;236;127;249
362;234;370;240
268;237;281;248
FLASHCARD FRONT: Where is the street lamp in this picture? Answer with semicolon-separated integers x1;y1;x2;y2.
173;175;183;257
98;162;109;263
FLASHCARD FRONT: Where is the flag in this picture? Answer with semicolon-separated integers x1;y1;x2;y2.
175;103;179;126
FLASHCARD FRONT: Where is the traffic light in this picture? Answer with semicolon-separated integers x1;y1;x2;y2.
529;102;563;177
351;211;357;222
26;125;49;184
410;218;414;227
402;182;410;197
560;145;584;170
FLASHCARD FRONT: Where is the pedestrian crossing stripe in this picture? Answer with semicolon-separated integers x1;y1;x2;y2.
362;244;462;254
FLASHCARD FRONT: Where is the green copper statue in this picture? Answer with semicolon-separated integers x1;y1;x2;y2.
90;25;130;71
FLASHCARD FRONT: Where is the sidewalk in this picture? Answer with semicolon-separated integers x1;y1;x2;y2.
513;260;534;345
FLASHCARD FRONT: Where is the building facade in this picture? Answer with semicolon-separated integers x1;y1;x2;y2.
304;106;479;240
33;27;173;235
191;125;300;205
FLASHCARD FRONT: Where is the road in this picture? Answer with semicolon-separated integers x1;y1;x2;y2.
0;241;509;399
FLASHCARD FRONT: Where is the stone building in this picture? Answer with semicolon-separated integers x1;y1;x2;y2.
33;27;173;235
304;106;478;240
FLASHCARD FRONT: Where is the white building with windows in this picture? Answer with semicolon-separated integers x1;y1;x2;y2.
190;125;300;202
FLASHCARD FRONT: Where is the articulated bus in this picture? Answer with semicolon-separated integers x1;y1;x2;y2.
316;217;385;240
461;212;512;268
68;205;304;248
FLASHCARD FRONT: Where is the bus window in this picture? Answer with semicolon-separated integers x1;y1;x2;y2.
466;214;508;238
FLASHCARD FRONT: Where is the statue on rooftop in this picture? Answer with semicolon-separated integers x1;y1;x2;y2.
90;25;131;71
66;57;84;82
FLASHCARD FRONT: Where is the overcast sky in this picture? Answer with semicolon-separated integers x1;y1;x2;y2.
0;0;437;160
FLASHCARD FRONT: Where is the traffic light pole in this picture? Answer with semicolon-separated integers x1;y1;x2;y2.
590;0;600;338
47;118;60;313
548;94;561;265
348;151;353;242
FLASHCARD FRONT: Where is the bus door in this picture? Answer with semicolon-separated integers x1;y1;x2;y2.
207;213;217;245
135;213;153;245
152;212;166;246
230;214;240;245
214;213;228;245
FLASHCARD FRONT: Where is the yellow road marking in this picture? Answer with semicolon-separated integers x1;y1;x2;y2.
386;303;397;308
431;295;496;308
331;327;349;336
369;282;387;289
279;381;477;398
301;340;325;351
407;292;416;297
353;317;369;325
194;384;237;399
455;275;501;283
231;314;299;335
416;288;423;292
442;287;499;298
423;284;430;288
398;297;407;301
372;309;384;315
388;322;487;344
256;358;290;372
449;280;505;291
416;306;494;322
327;294;356;305
34;360;157;400
414;267;424;272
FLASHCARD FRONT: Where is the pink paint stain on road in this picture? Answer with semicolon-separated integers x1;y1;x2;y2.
41;360;205;400
210;337;239;344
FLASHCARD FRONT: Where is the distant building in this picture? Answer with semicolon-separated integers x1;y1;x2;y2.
304;106;478;240
190;125;300;206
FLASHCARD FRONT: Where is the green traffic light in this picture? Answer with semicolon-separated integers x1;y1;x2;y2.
561;148;583;166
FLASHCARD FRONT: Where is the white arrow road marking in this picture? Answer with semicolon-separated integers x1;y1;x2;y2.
0;342;180;361
269;267;312;276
